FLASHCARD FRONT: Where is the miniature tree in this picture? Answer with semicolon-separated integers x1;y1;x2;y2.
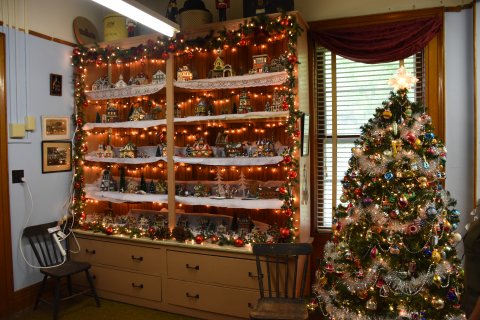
215;166;224;196
238;169;248;197
148;180;156;194
139;172;147;192
119;167;126;192
312;67;464;319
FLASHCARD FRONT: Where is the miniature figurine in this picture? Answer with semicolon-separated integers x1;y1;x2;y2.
215;0;229;21
166;0;179;23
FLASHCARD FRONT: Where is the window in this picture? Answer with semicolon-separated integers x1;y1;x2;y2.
315;48;425;229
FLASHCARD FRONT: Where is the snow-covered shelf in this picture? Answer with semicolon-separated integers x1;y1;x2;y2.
173;156;283;166
83;119;167;130
175;196;283;210
86;186;168;204
174;71;288;90
85;156;167;164
174;111;289;124
85;82;166;100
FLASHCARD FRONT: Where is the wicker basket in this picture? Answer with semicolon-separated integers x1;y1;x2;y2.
179;10;212;30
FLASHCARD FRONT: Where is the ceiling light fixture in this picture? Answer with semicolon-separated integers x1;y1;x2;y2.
91;0;179;38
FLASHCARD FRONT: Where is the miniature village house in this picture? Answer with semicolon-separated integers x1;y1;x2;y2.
251;54;268;73
177;65;193;81
119;142;137;158
152;70;166;84
105;102;119;122
208;56;233;78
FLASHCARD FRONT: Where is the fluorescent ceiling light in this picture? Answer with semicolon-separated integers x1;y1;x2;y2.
91;0;180;38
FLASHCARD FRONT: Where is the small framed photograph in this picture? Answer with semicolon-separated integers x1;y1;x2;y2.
42;116;70;140
41;141;72;173
301;113;310;156
50;73;62;96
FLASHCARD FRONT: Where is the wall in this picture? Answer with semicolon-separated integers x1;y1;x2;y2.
2;25;76;290
1;0;475;291
445;9;475;251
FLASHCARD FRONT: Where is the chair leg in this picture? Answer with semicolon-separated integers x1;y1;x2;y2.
67;275;73;296
53;278;61;320
34;275;48;310
85;270;100;307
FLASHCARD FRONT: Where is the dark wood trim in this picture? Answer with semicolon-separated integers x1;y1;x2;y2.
445;2;473;12
308;7;444;31
0;32;14;320
0;21;76;47
12;282;42;314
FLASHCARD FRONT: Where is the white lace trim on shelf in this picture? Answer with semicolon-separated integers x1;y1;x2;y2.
85;185;168;203
85;82;166;100
174;71;288;90
85;156;167;164
175;196;283;209
174;156;283;166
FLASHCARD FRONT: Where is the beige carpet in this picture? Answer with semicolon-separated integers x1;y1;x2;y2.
14;296;199;320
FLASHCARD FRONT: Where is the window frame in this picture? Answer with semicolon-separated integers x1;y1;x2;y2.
308;7;445;236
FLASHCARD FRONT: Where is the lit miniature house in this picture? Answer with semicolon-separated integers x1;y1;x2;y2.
115;74;127;88
208;57;234;78
194;97;208;116
119;142;137;158
129;106;147;121
92;77;111;90
251;54;268;73
237;216;252;235
131;72;148;85
151;105;164;120
238;89;252;113
152;70;166;84
104;145;114;158
100;169;116;191
177;66;193;81
174;102;182;118
105;102;119;122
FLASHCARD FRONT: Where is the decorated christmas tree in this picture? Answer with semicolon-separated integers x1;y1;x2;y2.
312;67;465;320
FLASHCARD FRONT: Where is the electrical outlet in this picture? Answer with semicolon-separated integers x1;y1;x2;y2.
12;170;24;183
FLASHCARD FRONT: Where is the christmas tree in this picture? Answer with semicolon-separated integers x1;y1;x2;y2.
312;67;464;320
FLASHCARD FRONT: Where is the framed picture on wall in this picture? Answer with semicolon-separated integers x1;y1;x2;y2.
41;116;70;140
50;73;62;96
41;141;72;173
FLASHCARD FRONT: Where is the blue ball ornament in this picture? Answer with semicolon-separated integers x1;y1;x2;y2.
423;248;432;258
451;223;458;231
451;209;461;216
425;132;435;141
384;172;394;180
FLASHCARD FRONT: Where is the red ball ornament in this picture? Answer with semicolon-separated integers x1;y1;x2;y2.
354;188;363;197
168;43;176;52
105;227;113;235
288;171;298;179
280;227;291;238
406;132;417;144
161;51;169;60
280;18;289;26
234;238;244;247
211;235;219;243
95;57;103;67
278;186;287;194
148;227;156;235
283;155;292;163
284;208;293;217
76;118;83;126
282;101;289;111
195;234;205;244
288;54;298;64
187;52;194;59
294;130;301;138
238;38;247;46
73;47;80;55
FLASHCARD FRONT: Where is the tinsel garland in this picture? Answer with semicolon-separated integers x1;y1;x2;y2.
71;13;303;242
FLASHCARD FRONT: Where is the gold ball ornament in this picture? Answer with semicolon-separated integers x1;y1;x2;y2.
433;274;442;287
318;274;327;286
357;289;369;299
366;297;377;310
432;298;445;310
432;138;438;145
432;250;442;263
383;109;393;119
417;176;428;189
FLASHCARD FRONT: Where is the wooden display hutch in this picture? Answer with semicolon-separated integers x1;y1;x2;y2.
71;12;311;319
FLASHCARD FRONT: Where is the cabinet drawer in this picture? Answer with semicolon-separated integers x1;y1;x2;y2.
166;278;257;318
80;265;162;302
72;237;163;275
167;250;259;290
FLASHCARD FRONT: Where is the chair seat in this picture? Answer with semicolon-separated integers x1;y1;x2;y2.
40;261;91;278
250;298;308;320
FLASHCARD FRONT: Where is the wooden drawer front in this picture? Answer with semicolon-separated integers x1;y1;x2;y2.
166;278;257;318
90;265;162;302
73;238;162;275
167;250;259;289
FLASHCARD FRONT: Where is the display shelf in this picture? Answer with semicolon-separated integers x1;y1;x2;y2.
174;71;288;90
83;119;167;130
85;82;166;100
86;185;168;204
173;156;283;166
175;195;282;210
174;111;289;124
85;156;167;164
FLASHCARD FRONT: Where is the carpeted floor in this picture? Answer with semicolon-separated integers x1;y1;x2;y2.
14;296;199;320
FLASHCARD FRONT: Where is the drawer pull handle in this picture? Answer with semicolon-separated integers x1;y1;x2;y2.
248;302;255;309
248;272;259;278
131;283;144;289
185;264;199;270
131;255;144;261
186;293;199;299
85;249;96;254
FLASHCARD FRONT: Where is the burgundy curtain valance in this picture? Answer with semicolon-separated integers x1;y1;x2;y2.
310;16;442;64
